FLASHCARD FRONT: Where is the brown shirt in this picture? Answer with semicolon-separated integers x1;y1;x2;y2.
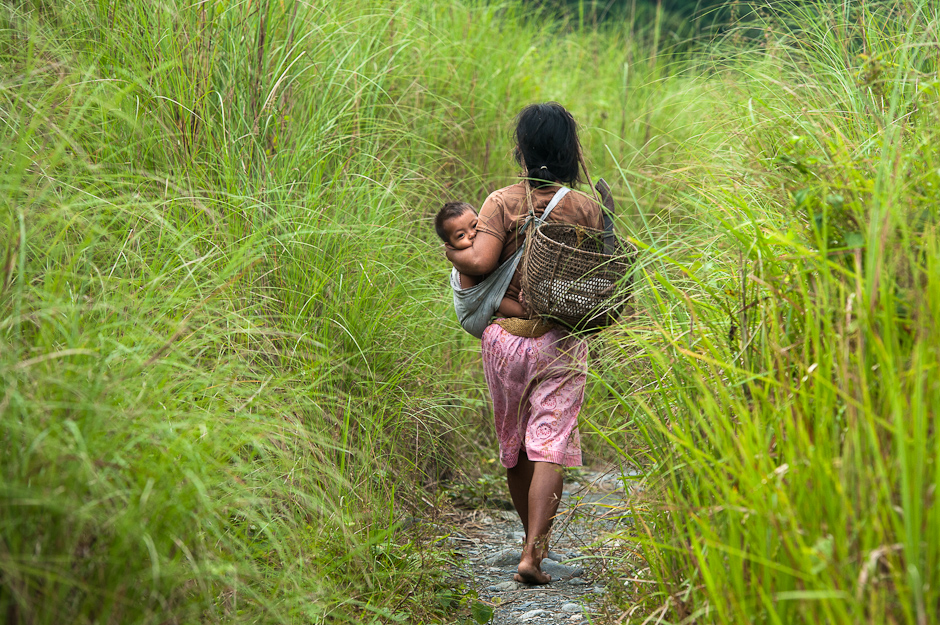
476;182;604;305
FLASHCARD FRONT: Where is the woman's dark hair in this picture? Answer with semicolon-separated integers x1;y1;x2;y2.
513;102;583;187
434;201;474;242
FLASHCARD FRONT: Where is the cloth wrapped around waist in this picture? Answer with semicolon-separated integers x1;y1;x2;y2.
493;317;556;338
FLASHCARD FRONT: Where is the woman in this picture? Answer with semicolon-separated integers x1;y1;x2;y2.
446;102;604;584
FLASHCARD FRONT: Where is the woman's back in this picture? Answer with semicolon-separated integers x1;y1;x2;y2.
475;182;603;306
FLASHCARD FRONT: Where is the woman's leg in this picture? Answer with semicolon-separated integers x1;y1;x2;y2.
506;452;534;538
510;454;564;584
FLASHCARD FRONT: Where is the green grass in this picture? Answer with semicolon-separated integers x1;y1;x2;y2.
598;2;940;623
0;1;469;622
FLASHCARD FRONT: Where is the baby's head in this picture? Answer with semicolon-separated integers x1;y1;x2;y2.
434;202;478;250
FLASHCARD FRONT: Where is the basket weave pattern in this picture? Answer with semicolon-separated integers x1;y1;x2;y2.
521;223;636;331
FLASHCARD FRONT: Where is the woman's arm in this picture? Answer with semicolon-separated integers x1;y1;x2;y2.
445;231;503;276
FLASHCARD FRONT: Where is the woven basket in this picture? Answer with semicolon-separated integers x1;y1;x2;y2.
521;222;636;332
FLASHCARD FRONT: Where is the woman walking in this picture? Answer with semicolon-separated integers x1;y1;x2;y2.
445;102;603;584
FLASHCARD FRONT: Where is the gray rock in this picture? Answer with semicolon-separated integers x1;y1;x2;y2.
562;602;581;613
484;548;518;566
485;548;567;566
541;559;583;579
490;580;524;592
592;586;606;593
567;577;588;585
521;609;549;621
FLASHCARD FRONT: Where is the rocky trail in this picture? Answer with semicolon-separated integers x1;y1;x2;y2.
433;466;637;624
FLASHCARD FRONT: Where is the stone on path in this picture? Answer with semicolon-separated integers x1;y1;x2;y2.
521;609;550;621
561;602;581;613
484;548;568;567
541;559;583;579
487;580;524;592
483;548;516;566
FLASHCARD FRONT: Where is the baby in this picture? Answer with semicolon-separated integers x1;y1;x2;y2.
435;202;525;318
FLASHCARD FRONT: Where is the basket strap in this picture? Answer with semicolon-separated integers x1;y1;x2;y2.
519;186;570;235
538;186;569;223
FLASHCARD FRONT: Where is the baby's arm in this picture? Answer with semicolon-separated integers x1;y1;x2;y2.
458;272;480;289
445;232;502;276
497;297;526;318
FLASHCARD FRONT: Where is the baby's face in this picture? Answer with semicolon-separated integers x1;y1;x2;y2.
445;210;478;250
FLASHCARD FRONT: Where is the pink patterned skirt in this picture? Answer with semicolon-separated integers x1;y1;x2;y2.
481;323;587;468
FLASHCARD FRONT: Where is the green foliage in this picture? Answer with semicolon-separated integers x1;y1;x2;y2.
598;1;940;623
444;470;513;510
471;600;495;624
0;0;468;622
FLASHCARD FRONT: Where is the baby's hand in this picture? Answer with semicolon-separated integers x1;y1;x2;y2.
448;239;474;251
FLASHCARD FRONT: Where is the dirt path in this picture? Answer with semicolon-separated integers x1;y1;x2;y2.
437;466;635;624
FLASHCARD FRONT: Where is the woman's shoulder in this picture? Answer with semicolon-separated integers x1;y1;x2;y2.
481;182;601;222
480;182;529;217
555;187;604;228
484;182;528;205
478;182;528;238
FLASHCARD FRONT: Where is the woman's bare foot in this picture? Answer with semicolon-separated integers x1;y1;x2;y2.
514;557;552;585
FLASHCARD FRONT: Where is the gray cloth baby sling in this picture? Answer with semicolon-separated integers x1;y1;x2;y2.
450;186;571;338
